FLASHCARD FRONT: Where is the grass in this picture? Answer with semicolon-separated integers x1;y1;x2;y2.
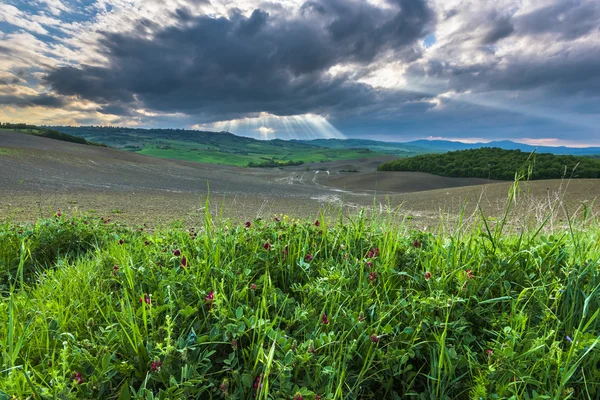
136;142;381;167
1;189;600;399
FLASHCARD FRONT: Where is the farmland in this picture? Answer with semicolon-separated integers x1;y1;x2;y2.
2;129;600;399
54;126;385;167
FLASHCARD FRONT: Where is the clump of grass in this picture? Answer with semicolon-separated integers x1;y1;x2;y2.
0;202;599;399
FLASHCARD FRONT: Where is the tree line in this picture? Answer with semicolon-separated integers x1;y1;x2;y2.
377;147;600;180
1;122;105;147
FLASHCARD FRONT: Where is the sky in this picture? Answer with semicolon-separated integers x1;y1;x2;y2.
0;0;599;145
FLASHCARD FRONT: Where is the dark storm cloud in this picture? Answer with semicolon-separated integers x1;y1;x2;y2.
44;0;434;119
0;93;68;108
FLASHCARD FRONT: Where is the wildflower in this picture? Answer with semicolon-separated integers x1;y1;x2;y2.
205;291;215;301
370;334;380;343
180;255;188;268
305;253;313;262
245;221;251;228
424;271;431;280
314;219;320;227
373;247;380;257
486;349;493;356
118;239;125;245
367;251;374;259
321;312;329;325
466;269;474;279
369;271;377;283
140;294;151;305
112;265;119;276
366;261;373;268
315;395;321;400
566;335;573;343
250;283;257;291
253;374;263;391
150;360;162;372
413;240;421;248
274;217;280;222
173;249;181;256
294;393;303;400
263;242;271;251
72;372;84;385
56;210;62;217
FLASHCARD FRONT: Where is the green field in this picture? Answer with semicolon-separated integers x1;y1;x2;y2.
54;126;385;167
138;143;380;166
1;196;600;399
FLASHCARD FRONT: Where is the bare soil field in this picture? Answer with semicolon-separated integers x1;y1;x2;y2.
1;130;599;227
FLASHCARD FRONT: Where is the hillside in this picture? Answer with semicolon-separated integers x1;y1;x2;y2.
297;138;428;157
1;122;104;147
54;126;381;167
378;147;600;180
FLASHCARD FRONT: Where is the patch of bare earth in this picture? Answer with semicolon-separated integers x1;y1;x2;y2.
1;130;598;229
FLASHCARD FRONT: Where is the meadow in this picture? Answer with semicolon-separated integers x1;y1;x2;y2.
1;185;600;399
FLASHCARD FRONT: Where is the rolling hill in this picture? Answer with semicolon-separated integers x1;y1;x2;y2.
53;126;381;166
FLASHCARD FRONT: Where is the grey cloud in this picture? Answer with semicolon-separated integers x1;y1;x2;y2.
0;93;68;108
44;0;434;119
515;0;600;40
481;15;514;44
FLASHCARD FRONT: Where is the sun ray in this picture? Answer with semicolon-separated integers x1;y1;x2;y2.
203;113;345;140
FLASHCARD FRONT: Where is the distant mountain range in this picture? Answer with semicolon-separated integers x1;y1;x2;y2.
301;138;600;156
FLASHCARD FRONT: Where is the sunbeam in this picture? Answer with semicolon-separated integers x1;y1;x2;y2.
201;112;346;140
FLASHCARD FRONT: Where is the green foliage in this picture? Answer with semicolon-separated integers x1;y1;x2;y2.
1;211;600;399
247;159;305;168
378;147;600;180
